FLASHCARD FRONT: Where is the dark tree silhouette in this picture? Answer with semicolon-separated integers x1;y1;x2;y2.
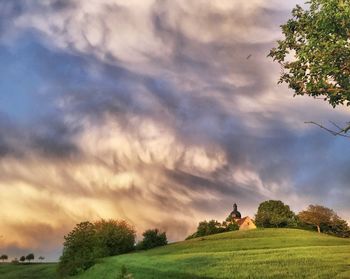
26;253;34;263
0;254;8;262
136;229;167;250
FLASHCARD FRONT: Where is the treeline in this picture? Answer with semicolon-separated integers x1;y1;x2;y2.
187;200;350;239
186;220;239;239
0;253;44;264
255;201;350;238
58;219;167;276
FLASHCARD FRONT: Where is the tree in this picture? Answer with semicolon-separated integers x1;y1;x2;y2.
58;219;136;276
269;0;350;134
38;256;45;262
255;200;297;228
197;220;224;237
136;229;167;250
0;254;8;262
58;221;97;276
94;219;136;257
298;204;350;236
25;253;34;263
19;256;25;263
226;221;240;232
186;220;228;239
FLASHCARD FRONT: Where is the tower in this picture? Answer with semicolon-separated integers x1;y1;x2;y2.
229;203;241;219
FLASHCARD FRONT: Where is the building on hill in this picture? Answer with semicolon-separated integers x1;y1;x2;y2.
227;203;256;230
236;216;256;230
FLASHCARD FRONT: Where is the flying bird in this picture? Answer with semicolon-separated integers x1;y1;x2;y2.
246;54;252;60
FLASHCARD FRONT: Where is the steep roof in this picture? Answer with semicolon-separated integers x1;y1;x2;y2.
236;216;250;226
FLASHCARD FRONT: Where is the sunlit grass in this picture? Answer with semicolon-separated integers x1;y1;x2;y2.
76;229;350;279
1;229;349;278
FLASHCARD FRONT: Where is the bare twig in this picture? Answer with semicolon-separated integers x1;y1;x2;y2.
329;121;343;131
305;121;350;138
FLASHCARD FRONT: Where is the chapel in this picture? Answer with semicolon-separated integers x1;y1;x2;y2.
228;203;256;230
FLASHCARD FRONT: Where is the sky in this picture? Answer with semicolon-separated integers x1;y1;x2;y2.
0;0;349;261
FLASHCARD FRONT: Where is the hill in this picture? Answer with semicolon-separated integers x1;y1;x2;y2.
76;229;350;279
1;229;349;279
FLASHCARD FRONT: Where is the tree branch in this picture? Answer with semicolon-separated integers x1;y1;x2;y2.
305;121;350;138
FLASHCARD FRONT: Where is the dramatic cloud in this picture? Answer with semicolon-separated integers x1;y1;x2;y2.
0;0;349;260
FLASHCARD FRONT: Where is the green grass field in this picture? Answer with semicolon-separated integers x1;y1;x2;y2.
0;263;59;279
1;229;350;279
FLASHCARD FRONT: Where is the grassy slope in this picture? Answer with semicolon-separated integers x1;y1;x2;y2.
0;263;59;279
1;229;349;279
76;229;350;279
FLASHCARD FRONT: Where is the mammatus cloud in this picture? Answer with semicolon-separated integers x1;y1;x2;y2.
0;0;349;260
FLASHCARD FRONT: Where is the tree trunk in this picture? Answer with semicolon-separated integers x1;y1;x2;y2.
317;225;321;233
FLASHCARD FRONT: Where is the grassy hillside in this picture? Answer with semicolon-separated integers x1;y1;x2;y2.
1;229;349;279
0;263;59;279
76;229;350;279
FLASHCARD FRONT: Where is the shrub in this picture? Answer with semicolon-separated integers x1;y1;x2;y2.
226;221;239;232
117;265;134;279
187;219;231;239
136;229;167;250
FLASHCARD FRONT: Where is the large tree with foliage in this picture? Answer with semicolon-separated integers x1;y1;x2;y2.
298;204;350;237
58;219;136;276
94;219;136;257
269;0;350;133
58;221;97;276
255;200;297;228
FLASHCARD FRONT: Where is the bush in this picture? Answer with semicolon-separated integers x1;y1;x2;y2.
186;219;236;239
136;229;167;250
118;265;134;279
197;220;225;237
255;200;297;228
226;221;239;232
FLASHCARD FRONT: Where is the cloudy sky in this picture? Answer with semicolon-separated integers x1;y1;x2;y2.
0;0;349;261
